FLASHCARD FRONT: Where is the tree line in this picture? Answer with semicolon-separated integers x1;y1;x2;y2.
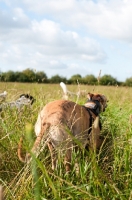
0;68;132;86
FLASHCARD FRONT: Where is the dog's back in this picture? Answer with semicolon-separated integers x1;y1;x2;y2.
35;99;91;142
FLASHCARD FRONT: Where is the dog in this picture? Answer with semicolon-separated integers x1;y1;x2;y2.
0;94;35;111
18;92;108;172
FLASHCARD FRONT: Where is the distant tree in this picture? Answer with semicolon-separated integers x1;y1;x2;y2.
15;71;28;82
22;68;36;82
99;75;117;85
49;74;67;83
0;72;6;81
36;71;48;83
68;74;82;84
3;71;16;82
125;77;132;86
82;74;97;85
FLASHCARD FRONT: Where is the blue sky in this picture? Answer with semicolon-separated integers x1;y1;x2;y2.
0;0;132;82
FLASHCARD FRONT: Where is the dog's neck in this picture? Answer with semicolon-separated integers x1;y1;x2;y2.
84;100;101;116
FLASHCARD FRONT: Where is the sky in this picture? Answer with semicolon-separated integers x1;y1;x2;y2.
0;0;132;82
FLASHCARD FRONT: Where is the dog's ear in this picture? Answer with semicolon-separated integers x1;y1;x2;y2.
30;96;35;105
26;94;29;98
87;93;94;100
89;93;104;102
20;94;30;98
87;93;102;101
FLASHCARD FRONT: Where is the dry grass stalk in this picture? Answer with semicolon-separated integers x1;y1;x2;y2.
97;70;101;84
0;185;4;200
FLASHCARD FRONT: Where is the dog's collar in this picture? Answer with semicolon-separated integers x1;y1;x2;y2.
84;100;101;116
83;100;102;136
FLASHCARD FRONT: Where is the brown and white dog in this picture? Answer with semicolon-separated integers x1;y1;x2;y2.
18;93;108;172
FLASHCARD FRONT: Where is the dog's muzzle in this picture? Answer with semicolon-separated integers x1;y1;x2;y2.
103;102;108;112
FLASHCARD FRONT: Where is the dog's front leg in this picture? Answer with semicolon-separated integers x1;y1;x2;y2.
64;148;72;173
90;116;101;151
47;142;57;171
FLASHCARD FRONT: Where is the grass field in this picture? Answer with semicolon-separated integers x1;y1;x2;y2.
0;82;132;200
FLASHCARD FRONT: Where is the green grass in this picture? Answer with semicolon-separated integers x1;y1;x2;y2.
0;83;132;199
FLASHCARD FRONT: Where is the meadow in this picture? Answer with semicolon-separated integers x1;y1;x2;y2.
0;82;132;200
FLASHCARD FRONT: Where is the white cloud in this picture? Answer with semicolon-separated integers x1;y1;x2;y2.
0;12;106;71
18;0;132;42
0;7;30;29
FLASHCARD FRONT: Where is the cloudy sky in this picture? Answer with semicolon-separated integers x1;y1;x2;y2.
0;0;132;81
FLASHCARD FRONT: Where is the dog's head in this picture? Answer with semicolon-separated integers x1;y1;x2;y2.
87;92;108;112
19;94;35;105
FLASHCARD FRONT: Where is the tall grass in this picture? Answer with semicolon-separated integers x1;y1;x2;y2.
0;83;132;199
